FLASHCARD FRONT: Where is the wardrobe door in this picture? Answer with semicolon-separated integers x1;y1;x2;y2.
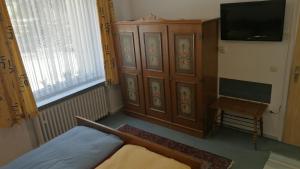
169;24;203;129
115;25;145;114
139;25;171;121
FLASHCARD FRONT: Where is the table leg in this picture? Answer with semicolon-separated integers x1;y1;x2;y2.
220;110;224;127
260;117;263;137
253;117;258;150
212;109;218;131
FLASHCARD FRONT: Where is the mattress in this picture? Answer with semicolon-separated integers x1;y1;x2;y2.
1;126;123;169
95;144;191;169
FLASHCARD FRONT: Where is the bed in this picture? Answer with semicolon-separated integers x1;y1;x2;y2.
95;144;192;169
1;116;210;169
1;126;123;169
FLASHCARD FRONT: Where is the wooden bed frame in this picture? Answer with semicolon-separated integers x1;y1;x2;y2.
75;116;210;169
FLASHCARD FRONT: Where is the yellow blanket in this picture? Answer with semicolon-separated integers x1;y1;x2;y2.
95;144;191;169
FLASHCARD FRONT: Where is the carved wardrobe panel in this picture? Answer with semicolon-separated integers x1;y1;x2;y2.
114;17;219;137
115;25;145;114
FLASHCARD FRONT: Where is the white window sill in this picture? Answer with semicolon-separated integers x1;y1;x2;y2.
37;78;106;108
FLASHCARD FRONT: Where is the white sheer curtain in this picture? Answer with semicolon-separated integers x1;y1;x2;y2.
6;0;105;105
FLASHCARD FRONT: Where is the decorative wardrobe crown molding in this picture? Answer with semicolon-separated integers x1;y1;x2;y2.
135;13;166;22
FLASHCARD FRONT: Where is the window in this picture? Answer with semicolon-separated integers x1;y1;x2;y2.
6;0;105;106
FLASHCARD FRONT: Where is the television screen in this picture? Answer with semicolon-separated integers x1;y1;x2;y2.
221;0;286;41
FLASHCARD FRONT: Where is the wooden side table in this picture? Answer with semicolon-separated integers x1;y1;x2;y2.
210;97;268;150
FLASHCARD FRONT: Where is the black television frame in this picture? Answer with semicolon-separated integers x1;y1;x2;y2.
220;0;286;42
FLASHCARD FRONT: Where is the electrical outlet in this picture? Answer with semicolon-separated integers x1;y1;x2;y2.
270;66;278;73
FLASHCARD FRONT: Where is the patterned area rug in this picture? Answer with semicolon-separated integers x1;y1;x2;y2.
118;124;233;169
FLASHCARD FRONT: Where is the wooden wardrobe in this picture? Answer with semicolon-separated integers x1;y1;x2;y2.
113;16;218;137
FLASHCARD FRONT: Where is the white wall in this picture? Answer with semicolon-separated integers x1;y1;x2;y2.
113;0;299;139
113;0;133;21
107;85;123;113
0;120;37;166
101;0;130;114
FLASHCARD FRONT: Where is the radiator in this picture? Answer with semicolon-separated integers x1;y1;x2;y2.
34;86;109;144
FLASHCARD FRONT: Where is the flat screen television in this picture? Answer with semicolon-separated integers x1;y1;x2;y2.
221;0;286;41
